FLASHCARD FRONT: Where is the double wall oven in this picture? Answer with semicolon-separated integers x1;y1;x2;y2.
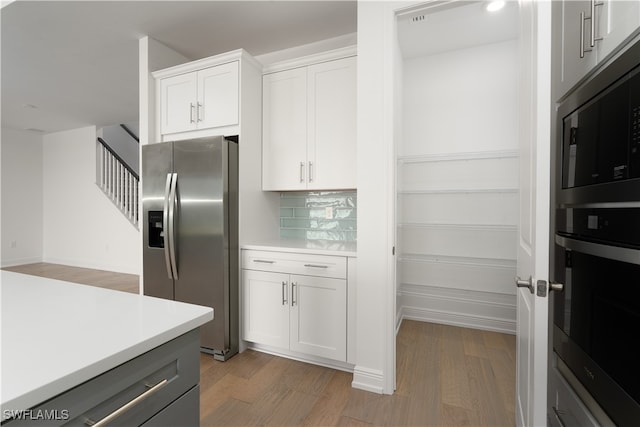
552;37;640;426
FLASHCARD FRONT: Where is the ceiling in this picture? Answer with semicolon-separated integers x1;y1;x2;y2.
1;0;357;135
397;1;519;59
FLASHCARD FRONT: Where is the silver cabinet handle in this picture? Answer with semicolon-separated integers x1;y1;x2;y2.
308;161;313;183
282;281;287;305
189;103;196;123
590;0;604;47
515;275;534;294
84;379;168;427
163;173;173;280
580;1;604;58
253;259;275;264
168;172;179;280
197;102;203;122
580;11;587;58
304;264;328;269
300;162;305;183
291;282;297;306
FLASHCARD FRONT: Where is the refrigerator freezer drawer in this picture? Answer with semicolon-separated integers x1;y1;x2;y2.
242;249;347;279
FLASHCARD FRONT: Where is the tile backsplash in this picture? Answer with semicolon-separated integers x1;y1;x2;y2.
280;191;357;242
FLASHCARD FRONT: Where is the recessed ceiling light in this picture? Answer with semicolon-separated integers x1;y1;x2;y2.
486;1;506;12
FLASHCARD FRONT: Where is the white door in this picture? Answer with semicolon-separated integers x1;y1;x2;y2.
198;61;239;129
516;1;552;426
289;274;347;361
307;56;357;190
242;270;289;349
262;67;308;191
159;72;197;135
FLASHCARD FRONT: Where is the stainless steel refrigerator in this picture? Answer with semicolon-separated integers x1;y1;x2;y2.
142;135;238;361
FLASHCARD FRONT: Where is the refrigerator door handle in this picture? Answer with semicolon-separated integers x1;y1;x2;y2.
168;172;179;280
163;173;174;280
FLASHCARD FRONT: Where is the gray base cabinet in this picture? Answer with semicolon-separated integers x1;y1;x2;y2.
5;330;201;426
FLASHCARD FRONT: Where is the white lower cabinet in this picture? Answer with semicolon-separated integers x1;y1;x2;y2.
241;250;348;362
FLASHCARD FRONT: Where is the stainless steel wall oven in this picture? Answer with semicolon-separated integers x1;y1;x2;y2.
553;38;640;426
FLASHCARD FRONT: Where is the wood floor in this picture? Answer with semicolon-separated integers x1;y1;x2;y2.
4;263;516;426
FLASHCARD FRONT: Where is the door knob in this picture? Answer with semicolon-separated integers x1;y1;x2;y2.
515;276;534;294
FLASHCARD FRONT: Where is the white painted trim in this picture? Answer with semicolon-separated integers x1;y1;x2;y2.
398;223;517;231
352;365;386;394
152;49;260;79
401;306;516;334
397;284;516;334
1;257;43;268
398;188;518;195
246;342;354;373
398;253;516;267
261;45;357;74
42;256;138;276
397;149;519;164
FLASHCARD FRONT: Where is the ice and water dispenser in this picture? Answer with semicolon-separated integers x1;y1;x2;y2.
148;211;164;248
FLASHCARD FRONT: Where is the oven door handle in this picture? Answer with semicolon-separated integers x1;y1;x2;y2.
555;235;640;265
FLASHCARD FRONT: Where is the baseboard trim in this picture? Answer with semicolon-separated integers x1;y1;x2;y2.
401;306;515;334
398;284;516;334
352;366;385;394
1;256;43;268
245;342;354;373
42;257;139;275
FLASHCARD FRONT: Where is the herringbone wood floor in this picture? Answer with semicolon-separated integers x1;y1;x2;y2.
5;263;516;426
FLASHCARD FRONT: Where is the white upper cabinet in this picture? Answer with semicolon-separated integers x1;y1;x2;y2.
555;0;640;99
262;50;357;191
262;67;308;191
599;0;640;58
156;59;239;137
197;62;239;130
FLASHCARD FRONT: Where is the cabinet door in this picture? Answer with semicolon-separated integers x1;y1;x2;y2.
262;68;308;191
242;270;289;348
307;56;357;190
159;73;197;135
598;0;640;61
289;274;347;361
198;61;239;129
558;0;598;98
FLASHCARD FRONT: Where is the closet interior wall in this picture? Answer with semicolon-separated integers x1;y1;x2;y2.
396;18;520;334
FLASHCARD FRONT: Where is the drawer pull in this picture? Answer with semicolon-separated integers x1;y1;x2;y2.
253;259;275;264
282;281;288;305
84;379;168;427
292;282;297;306
304;264;328;269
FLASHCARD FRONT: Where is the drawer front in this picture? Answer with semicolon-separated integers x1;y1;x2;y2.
242;249;347;279
5;330;199;426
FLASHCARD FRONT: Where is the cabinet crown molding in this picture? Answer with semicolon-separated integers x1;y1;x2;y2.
262;45;357;75
152;48;261;79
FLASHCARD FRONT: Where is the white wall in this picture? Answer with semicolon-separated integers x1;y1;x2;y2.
42;126;139;274
396;39;519;333
1;128;44;266
354;0;400;395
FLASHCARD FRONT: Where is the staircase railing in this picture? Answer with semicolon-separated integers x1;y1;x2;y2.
96;135;139;228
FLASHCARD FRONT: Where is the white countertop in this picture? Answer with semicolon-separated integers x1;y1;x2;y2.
242;239;357;257
0;271;213;418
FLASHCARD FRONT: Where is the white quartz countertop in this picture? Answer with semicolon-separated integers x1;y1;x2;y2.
0;271;213;419
242;239;357;257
